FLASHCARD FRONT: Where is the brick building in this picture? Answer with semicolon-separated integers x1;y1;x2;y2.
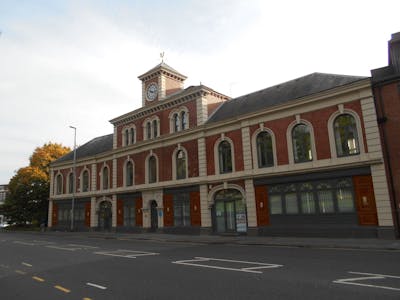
371;32;400;237
48;58;395;238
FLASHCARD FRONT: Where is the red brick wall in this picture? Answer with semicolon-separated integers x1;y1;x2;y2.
165;77;183;96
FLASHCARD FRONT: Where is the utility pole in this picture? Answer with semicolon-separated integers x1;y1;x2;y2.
69;126;77;231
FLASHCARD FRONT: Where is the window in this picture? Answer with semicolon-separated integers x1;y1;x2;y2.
123;202;136;226
68;172;74;194
218;141;232;174
82;170;89;192
126;161;134;186
146;122;151;140
268;179;355;215
174;193;190;226
102;167;109;190
300;183;315;214
56;174;62;195
130;128;135;144
292;124;313;163
174;113;179;132
336;179;355;212
148;156;157;183
176;150;186;180
153;119;158;138
256;131;274;168
334;114;360;157
124;129;129;146
181;111;187;130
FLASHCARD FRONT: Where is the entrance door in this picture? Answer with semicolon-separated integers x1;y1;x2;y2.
150;200;158;231
98;201;112;231
214;189;247;234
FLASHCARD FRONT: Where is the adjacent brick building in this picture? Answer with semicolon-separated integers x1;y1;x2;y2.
371;32;400;237
48;55;396;238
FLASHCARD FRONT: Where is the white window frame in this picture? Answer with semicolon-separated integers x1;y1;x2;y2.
213;136;235;174
286;118;317;164
251;126;277;169
172;146;188;180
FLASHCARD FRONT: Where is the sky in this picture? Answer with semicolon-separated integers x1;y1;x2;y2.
0;0;399;184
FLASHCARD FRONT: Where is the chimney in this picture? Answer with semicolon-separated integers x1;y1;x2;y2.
389;32;400;74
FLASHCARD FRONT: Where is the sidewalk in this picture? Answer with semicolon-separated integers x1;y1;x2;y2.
41;230;400;251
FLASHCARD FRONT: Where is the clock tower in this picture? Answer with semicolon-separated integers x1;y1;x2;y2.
138;62;187;107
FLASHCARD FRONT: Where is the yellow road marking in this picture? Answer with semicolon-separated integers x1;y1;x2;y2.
83;298;93;300
54;285;71;293
32;276;45;282
15;270;26;275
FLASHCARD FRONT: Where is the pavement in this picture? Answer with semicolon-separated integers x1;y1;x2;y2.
3;229;400;251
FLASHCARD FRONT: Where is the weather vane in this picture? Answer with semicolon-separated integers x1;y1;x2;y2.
160;51;165;63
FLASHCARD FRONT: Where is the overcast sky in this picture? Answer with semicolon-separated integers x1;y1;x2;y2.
1;0;399;183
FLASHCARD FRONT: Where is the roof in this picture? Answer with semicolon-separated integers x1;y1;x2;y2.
53;134;113;164
207;73;367;123
138;62;187;80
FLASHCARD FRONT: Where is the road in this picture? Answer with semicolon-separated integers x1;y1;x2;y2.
0;231;399;299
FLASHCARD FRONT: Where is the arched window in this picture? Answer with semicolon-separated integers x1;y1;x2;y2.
334;114;360;157
152;119;158;138
126;161;134;186
176;150;187;180
68;172;74;193
218;141;232;174
56;174;63;195
102;167;109;190
124;129;129;146
148;156;157;183
292;124;313;163
181;111;187;130
256;131;274;168
82;170;89;192
174;113;179;132
130;128;135;144
146;122;151;140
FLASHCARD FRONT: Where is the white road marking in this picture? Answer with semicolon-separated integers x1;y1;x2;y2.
22;262;32;267
0;264;10;269
14;240;55;246
94;249;159;258
333;271;400;291
86;282;107;290
46;245;80;251
67;244;99;249
172;257;283;274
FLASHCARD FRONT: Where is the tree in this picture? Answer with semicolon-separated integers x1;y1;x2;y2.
0;143;70;226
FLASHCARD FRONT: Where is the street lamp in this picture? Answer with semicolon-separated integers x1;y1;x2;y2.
69;126;77;231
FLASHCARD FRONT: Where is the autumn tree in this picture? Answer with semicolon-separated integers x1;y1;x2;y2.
0;143;70;226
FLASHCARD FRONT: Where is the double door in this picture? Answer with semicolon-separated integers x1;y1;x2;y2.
215;199;247;233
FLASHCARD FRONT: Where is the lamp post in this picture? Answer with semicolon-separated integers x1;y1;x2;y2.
69;126;77;231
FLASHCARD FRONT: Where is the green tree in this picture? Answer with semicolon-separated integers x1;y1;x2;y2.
0;143;70;226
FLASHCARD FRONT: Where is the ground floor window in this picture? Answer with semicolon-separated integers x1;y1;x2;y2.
173;193;190;226
57;203;85;223
214;189;247;233
268;178;355;215
123;202;136;226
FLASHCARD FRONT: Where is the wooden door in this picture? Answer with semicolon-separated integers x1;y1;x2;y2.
117;200;124;226
85;202;91;227
163;194;174;227
255;185;269;226
190;191;201;226
353;175;378;225
52;203;58;226
135;197;143;226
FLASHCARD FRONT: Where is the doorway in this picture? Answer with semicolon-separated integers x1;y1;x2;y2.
98;201;112;231
150;200;158;231
214;189;247;234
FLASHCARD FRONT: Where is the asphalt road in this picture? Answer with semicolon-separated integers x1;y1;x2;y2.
0;231;399;300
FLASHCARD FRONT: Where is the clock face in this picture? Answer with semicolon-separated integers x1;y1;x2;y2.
146;83;158;101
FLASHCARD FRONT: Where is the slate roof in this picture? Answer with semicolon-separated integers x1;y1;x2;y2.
138;62;187;80
53;134;113;164
207;72;367;123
